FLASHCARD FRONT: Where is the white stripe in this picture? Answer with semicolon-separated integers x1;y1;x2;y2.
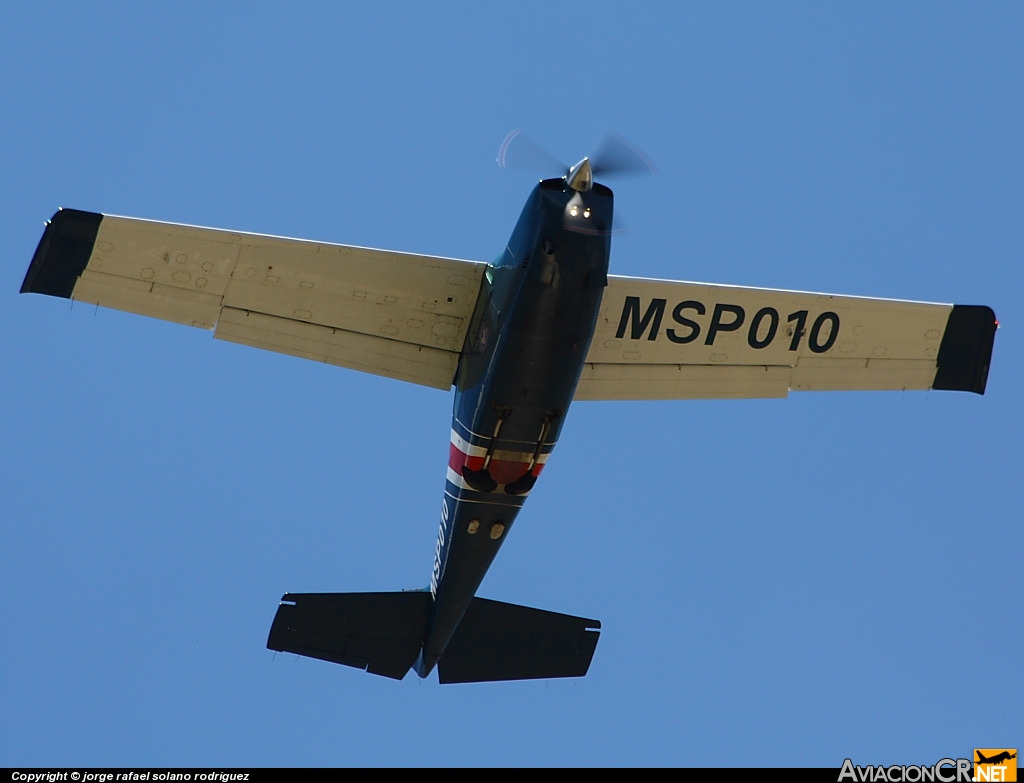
446;466;470;489
450;428;551;464
443;489;526;508
450;428;487;458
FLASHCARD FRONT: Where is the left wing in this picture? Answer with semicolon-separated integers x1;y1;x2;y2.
576;274;996;400
21;208;487;390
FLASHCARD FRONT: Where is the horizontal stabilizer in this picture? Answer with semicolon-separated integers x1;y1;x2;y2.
437;597;601;684
267;592;431;680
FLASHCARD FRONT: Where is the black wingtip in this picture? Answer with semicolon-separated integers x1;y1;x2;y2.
932;305;997;395
20;208;103;298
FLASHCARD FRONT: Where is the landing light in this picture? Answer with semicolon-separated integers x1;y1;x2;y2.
567;196;591;220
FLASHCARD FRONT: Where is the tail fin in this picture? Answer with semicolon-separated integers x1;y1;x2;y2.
267;591;431;680
437;597;600;684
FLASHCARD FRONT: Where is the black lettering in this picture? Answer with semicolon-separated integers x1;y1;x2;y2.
747;307;779;349
616;296;666;341
787;310;808;351
808;311;840;353
705;303;745;345
666;300;705;344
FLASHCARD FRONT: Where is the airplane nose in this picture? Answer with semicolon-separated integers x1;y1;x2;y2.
565;158;593;192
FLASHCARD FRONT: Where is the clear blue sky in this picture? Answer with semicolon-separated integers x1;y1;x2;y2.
1;2;1020;767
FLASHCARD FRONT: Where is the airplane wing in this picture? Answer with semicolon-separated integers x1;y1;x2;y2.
21;208;487;390
575;274;996;400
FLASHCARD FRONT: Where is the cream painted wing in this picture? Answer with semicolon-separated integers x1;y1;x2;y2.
22;208;487;390
575;274;996;400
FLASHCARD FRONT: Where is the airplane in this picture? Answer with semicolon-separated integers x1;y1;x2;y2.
976;752;1016;765
19;136;997;684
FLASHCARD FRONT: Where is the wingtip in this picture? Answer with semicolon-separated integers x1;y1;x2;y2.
21;208;103;299
932;305;997;395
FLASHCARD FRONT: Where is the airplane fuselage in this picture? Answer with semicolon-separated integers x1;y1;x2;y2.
416;178;614;676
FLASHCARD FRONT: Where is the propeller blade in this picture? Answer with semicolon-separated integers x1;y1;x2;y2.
497;130;567;175
612;211;630;235
590;133;656;178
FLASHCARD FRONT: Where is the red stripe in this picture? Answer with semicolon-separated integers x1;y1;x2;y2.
448;443;545;485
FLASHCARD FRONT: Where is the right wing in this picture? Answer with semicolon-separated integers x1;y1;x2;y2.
576;274;996;400
21;208;487;390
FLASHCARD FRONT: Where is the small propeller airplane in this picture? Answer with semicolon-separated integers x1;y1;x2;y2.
20;133;996;684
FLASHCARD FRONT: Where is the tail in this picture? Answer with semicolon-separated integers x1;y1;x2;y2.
267;591;600;683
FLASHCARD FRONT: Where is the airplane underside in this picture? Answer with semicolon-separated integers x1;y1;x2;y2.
268;174;615;682
20;147;996;684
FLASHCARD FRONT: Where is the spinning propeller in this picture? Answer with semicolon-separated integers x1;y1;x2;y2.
496;130;656;190
497;131;655;233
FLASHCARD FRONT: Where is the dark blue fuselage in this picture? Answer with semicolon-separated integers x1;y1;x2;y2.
416;179;613;677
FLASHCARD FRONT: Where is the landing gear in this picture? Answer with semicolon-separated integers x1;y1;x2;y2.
460;409;509;493
461;467;497;493
502;472;535;496
461;410;558;495
504;415;553;496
